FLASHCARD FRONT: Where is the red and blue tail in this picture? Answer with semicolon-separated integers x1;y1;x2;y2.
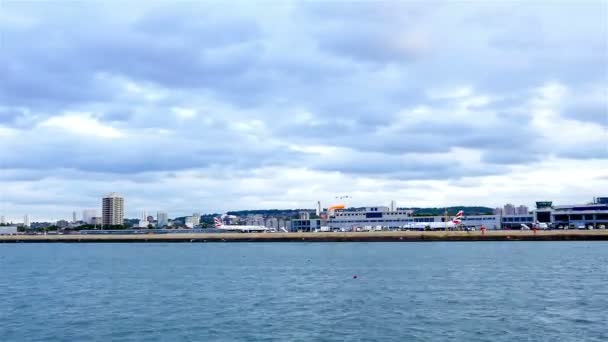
452;211;464;224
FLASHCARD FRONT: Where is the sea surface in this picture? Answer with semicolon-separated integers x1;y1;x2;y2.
1;242;607;341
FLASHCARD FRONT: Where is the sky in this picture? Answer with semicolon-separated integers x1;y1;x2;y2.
0;1;607;222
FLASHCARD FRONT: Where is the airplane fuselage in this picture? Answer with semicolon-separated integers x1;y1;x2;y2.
406;221;458;230
216;225;267;232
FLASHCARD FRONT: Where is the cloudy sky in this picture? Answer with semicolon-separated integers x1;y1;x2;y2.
1;1;607;221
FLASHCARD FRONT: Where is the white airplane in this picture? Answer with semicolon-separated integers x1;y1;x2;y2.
406;211;464;230
214;217;268;232
521;221;549;230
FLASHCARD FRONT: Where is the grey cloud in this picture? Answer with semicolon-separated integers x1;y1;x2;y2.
563;103;608;127
133;6;261;48
481;149;544;165
0;3;265;109
0;1;606;220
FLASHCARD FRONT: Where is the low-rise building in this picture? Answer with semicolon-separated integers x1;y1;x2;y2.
56;220;70;229
500;215;534;229
460;215;503;230
328;207;438;230
549;199;608;229
291;219;326;232
0;226;18;235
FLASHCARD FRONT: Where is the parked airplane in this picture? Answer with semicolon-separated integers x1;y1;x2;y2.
214;217;268;232
406;211;464;230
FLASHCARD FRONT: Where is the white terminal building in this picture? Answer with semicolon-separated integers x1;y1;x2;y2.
316;197;608;231
326;206;497;231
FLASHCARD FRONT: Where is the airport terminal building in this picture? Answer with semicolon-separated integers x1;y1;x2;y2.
534;198;608;229
322;197;608;231
326;207;505;231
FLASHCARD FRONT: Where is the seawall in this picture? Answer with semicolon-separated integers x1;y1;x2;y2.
1;230;608;243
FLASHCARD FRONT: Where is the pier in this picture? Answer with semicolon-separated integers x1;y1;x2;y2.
2;230;608;243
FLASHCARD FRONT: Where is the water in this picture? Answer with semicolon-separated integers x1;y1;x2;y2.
1;242;607;341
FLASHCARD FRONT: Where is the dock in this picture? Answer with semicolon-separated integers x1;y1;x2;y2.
1;230;608;243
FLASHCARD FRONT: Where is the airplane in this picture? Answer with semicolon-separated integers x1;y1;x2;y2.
214;217;268;232
405;211;464;230
521;221;549;230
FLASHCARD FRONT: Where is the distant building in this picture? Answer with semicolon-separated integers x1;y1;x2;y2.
299;212;310;220
222;215;238;225
503;204;516;215
192;213;201;226
291;219;326;232
56;220;70;229
0;226;18;235
138;211;149;228
246;214;264;226
157;211;168;228
91;217;102;225
544;199;608;229
493;208;503;215
327;206;499;230
83;209;97;225
185;216;196;228
102;193;124;226
0;215;6;225
24;214;30;228
516;205;529;215
265;218;279;229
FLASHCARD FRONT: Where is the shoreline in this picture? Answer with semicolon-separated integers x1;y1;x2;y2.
2;230;608;243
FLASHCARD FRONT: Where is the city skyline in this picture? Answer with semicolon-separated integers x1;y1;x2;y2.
0;2;606;221
1;196;604;224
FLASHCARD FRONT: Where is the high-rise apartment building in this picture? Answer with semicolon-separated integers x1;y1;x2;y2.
157;211;168;228
516;205;529;215
503;204;516;215
83;209;97;225
0;215;6;225
192;213;200;225
102;193;124;226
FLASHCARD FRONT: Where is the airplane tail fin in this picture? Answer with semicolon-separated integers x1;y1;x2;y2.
214;217;223;228
452;210;464;224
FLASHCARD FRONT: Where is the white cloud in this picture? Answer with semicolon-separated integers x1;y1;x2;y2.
0;125;19;138
2;158;606;222
528;82;607;155
171;107;197;121
37;113;125;138
428;86;474;100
